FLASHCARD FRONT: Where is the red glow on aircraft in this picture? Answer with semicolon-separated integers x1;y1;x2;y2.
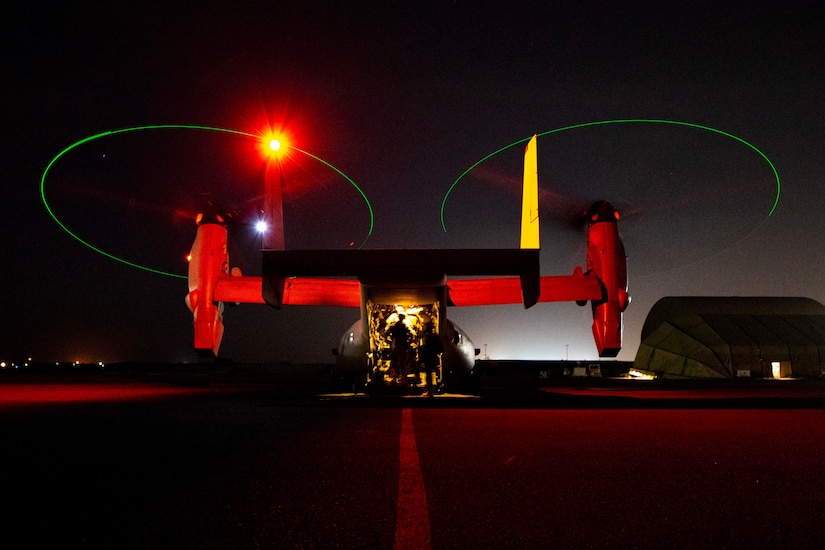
185;134;630;390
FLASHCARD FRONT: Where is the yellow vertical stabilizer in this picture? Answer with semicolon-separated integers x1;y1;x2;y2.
520;135;540;249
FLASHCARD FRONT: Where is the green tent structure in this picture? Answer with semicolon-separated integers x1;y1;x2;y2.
633;297;825;379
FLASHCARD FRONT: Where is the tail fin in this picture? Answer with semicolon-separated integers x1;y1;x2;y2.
518;135;541;308
520;135;540;249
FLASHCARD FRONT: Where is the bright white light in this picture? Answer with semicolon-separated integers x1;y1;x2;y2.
255;220;268;233
629;369;655;380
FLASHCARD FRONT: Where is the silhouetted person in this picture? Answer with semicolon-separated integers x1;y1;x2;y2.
419;322;442;397
388;314;413;382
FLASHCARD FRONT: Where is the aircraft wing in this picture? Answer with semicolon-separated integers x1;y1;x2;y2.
281;277;361;307
262;248;542;308
214;275;361;307
447;269;603;306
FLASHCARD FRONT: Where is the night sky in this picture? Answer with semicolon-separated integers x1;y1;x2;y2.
5;1;824;364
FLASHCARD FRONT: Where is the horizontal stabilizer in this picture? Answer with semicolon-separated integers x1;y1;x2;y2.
215;275;361;308
447;272;602;306
263;248;541;308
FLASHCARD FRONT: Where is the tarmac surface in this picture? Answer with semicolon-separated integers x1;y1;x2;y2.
2;366;825;549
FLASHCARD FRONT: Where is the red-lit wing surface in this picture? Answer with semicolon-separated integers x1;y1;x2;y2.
214;276;361;308
214;256;603;308
281;277;361;307
447;273;603;306
262;248;543;308
213;272;604;308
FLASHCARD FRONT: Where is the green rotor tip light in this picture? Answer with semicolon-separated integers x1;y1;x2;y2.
440;119;780;232
41;124;373;278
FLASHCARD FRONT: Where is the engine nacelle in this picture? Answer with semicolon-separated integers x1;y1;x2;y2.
186;217;229;357
585;201;629;357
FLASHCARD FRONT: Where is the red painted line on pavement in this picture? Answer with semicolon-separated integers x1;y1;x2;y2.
0;383;212;407
394;408;432;550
